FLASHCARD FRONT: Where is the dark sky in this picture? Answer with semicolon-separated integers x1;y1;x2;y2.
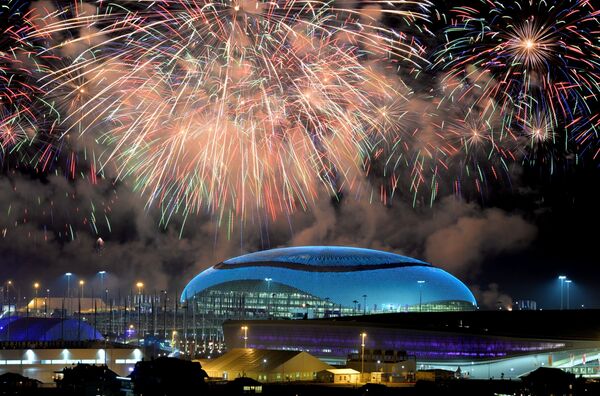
0;0;598;309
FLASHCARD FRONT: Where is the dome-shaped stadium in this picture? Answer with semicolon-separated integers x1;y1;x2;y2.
182;246;477;319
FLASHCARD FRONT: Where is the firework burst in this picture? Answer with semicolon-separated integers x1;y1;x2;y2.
22;0;433;221
434;0;600;155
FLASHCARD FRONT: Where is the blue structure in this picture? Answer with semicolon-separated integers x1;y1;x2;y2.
0;317;103;341
182;246;476;318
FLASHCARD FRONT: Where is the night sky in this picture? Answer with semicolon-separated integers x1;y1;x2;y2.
0;0;598;309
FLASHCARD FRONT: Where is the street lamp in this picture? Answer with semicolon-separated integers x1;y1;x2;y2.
161;290;168;340
241;325;248;348
362;294;367;315
565;279;572;310
265;278;273;317
417;280;426;312
360;332;367;382
65;273;73;315
78;280;85;341
98;271;106;312
5;280;12;341
33;282;39;315
45;289;50;317
136;282;144;345
558;275;566;310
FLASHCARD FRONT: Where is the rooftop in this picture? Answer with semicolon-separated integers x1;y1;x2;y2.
222;246;429;267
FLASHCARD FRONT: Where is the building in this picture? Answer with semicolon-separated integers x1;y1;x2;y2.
415;369;456;382
222;309;600;379
201;348;332;382
515;300;537;311
346;349;416;383
316;368;360;384
25;298;106;315
181;246;477;324
0;341;144;382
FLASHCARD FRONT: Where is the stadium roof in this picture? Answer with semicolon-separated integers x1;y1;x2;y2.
0;317;103;342
222;246;429;267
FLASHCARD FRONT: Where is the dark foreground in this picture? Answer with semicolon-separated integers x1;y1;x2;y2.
3;379;600;396
2;358;599;395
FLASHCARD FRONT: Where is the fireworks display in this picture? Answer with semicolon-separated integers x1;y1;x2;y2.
434;0;600;159
0;0;598;236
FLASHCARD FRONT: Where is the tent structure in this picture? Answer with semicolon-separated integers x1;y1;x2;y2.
201;348;332;382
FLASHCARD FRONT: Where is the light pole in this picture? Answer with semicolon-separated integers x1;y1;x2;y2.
362;295;367;315
137;282;144;345
162;290;168;340
98;271;106;311
33;282;39;316
360;332;367;382
265;278;272;317
78;280;85;341
241;325;248;348
558;275;566;310
417;280;426;312
565;279;572;310
65;273;72;315
45;289;50;317
6;281;12;341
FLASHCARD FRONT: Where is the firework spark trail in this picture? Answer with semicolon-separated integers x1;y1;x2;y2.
19;0;434;222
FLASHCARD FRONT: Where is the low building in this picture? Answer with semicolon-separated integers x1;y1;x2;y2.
346;349;416;383
0;341;144;383
25;298;106;315
416;369;456;382
201;348;331;382
316;368;360;384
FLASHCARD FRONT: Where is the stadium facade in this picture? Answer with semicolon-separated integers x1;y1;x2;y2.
223;310;600;379
181;246;477;319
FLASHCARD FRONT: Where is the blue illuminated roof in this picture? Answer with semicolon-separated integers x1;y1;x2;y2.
182;246;477;308
0;317;103;342
223;246;428;267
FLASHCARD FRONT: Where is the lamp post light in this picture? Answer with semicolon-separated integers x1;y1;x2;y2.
45;289;50;317
162;290;168;340
6;281;12;341
6;281;12;314
136;282;144;345
241;325;248;348
264;278;272;317
558;275;566;310
78;280;85;341
65;273;73;315
362;294;367;315
565;279;572;310
417;280;426;312
33;283;40;316
98;271;106;311
360;332;367;382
